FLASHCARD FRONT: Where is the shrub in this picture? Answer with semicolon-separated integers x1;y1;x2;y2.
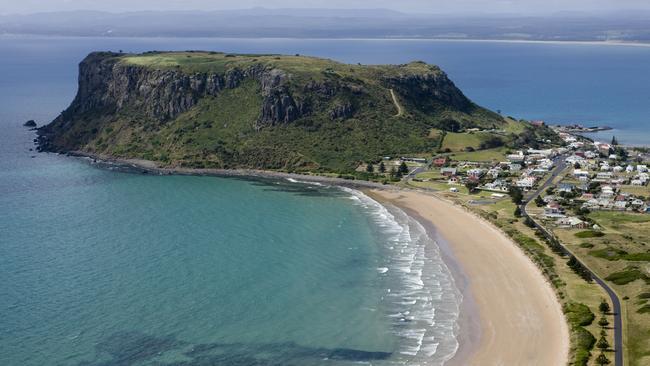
564;302;595;326
575;230;605;238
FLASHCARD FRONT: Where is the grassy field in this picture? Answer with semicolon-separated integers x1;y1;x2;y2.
553;209;650;365
620;185;650;198
449;146;509;162
440;131;494;151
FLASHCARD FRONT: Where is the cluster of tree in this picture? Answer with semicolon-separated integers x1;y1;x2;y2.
366;161;387;174
478;136;504;150
465;181;479;194
539;235;566;256
509;186;524;205
535;195;545;207
567;255;593;282
594;299;612;365
438;119;462;132
385;162;410;180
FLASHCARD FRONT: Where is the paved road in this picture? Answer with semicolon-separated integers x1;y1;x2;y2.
520;154;623;366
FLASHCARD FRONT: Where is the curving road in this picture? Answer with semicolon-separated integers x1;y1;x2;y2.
520;154;623;366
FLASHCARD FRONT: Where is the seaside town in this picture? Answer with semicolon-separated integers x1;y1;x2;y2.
375;120;650;366
397;123;650;223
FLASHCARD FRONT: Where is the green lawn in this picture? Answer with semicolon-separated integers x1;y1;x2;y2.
450;147;508;162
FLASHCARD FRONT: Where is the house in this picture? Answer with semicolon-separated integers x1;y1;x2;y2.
601;185;615;197
467;168;485;179
585;151;598;159
544;202;565;218
509;163;522;172
480;180;509;192
613;165;624;173
556;216;589;229
531;120;545;127
638;165;649;173
543;195;557;203
449;187;459;193
614;201;627;210
632;199;645;206
573;169;590;178
579;193;594;201
631;179;644;186
516;176;536;189
538;159;554;170
566;155;586;165
558;183;575;193
609;154;618;160
507;151;525;162
626;165;635;173
595;172;613;181
487;168;502;179
441;167;457;176
527;148;554;157
402;157;427;164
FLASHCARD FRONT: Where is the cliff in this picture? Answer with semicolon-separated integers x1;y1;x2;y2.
38;51;504;172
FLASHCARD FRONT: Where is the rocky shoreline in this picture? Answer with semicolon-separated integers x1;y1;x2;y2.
64;151;393;190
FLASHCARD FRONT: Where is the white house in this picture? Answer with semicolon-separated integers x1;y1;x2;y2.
516;176;536;189
573;169;590;178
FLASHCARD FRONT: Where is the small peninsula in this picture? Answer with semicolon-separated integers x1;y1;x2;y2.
37;51;549;174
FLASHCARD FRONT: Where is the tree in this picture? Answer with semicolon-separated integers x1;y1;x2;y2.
611;136;618;146
514;206;522;217
596;353;611;365
366;163;374;173
389;167;399;179
379;161;386;173
524;217;536;228
598;316;609;327
574;162;581;169
599;300;610;314
465;181;479;194
535;195;545;207
398;162;409;175
509;186;523;205
596;336;610;350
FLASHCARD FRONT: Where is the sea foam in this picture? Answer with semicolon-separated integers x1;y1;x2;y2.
340;187;462;366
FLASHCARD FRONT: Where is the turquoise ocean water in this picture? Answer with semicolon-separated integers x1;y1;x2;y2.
1;36;649;366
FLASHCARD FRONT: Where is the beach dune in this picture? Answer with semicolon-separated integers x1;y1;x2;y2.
370;190;569;366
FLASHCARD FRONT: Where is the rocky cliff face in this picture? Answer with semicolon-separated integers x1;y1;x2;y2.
58;52;306;128
383;69;472;112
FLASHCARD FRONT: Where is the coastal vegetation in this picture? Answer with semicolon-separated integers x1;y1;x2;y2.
38;51;511;173
546;167;650;365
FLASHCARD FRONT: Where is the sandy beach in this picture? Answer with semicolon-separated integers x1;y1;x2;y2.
369;189;569;366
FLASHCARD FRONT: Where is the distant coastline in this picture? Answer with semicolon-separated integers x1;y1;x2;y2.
3;33;650;48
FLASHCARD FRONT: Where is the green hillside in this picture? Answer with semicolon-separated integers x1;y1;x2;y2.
39;51;512;173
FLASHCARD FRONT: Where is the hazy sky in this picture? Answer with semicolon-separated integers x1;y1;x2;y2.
1;0;649;15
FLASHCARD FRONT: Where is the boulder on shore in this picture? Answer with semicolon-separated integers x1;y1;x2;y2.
23;120;37;127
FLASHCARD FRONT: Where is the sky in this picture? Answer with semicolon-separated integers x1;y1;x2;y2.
1;0;649;15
